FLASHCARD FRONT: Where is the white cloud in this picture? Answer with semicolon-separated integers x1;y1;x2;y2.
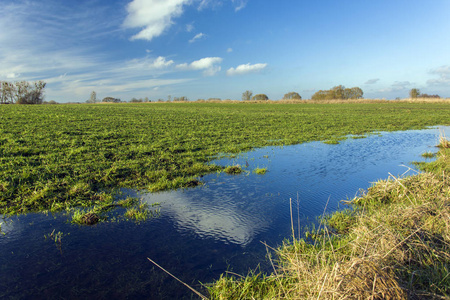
0;2;193;101
177;57;223;76
377;81;412;93
6;73;20;79
198;0;224;11
123;0;190;41
232;0;248;11
227;48;233;53
123;0;246;41
186;23;194;32
226;63;267;76
391;81;411;88
152;56;175;68
111;56;175;76
365;78;379;84
189;32;206;43
198;0;212;10
427;65;450;86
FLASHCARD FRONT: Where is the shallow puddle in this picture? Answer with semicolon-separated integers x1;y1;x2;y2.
1;126;448;299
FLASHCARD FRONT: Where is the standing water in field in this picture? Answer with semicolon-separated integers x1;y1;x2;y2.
0;127;448;299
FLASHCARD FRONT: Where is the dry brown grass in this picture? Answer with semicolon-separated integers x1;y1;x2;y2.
439;131;450;149
269;171;450;299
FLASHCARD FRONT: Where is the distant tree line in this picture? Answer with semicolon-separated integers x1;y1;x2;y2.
102;97;122;103
242;90;325;101
173;96;189;102
311;85;363;100
0;80;46;104
409;88;440;99
252;94;269;100
283;92;302;100
129;97;151;103
242;91;303;101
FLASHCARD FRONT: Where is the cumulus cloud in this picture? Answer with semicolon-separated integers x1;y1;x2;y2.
125;56;174;70
123;0;247;41
365;78;379;84
176;57;223;76
152;56;174;68
189;32;206;43
226;63;267;76
123;0;190;41
427;65;450;86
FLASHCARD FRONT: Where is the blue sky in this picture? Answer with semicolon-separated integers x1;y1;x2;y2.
1;0;450;102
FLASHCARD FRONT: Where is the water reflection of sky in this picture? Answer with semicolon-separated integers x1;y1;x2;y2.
147;189;270;245
141;126;449;247
1;126;449;299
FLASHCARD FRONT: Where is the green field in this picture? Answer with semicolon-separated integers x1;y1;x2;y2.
1;102;449;215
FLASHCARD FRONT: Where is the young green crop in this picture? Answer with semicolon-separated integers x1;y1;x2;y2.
0;102;449;215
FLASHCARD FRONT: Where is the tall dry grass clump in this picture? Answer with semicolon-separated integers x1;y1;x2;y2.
208;138;450;299
439;131;450;149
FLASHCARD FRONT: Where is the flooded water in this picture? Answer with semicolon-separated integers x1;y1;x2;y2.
0;126;447;299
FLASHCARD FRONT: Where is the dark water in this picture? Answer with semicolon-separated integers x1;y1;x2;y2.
1;127;447;299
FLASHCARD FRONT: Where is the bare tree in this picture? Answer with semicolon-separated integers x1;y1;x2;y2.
242;90;253;101
409;88;420;99
0;81;16;104
87;91;97;103
9;80;47;104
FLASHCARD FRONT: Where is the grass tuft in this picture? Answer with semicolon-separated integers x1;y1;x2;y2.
71;197;158;225
224;165;243;174
421;151;435;158
254;167;267;175
439;132;450;148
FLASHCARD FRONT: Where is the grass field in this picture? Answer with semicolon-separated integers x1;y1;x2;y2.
1;101;449;216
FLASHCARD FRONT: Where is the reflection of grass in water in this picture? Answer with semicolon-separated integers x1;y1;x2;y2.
1;102;449;217
209;138;450;299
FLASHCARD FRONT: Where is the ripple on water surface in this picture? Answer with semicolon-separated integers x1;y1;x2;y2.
0;126;448;299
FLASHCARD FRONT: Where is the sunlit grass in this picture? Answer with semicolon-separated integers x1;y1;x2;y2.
253;167;267;175
224;165;243;174
421;151;435;158
0;102;449;216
